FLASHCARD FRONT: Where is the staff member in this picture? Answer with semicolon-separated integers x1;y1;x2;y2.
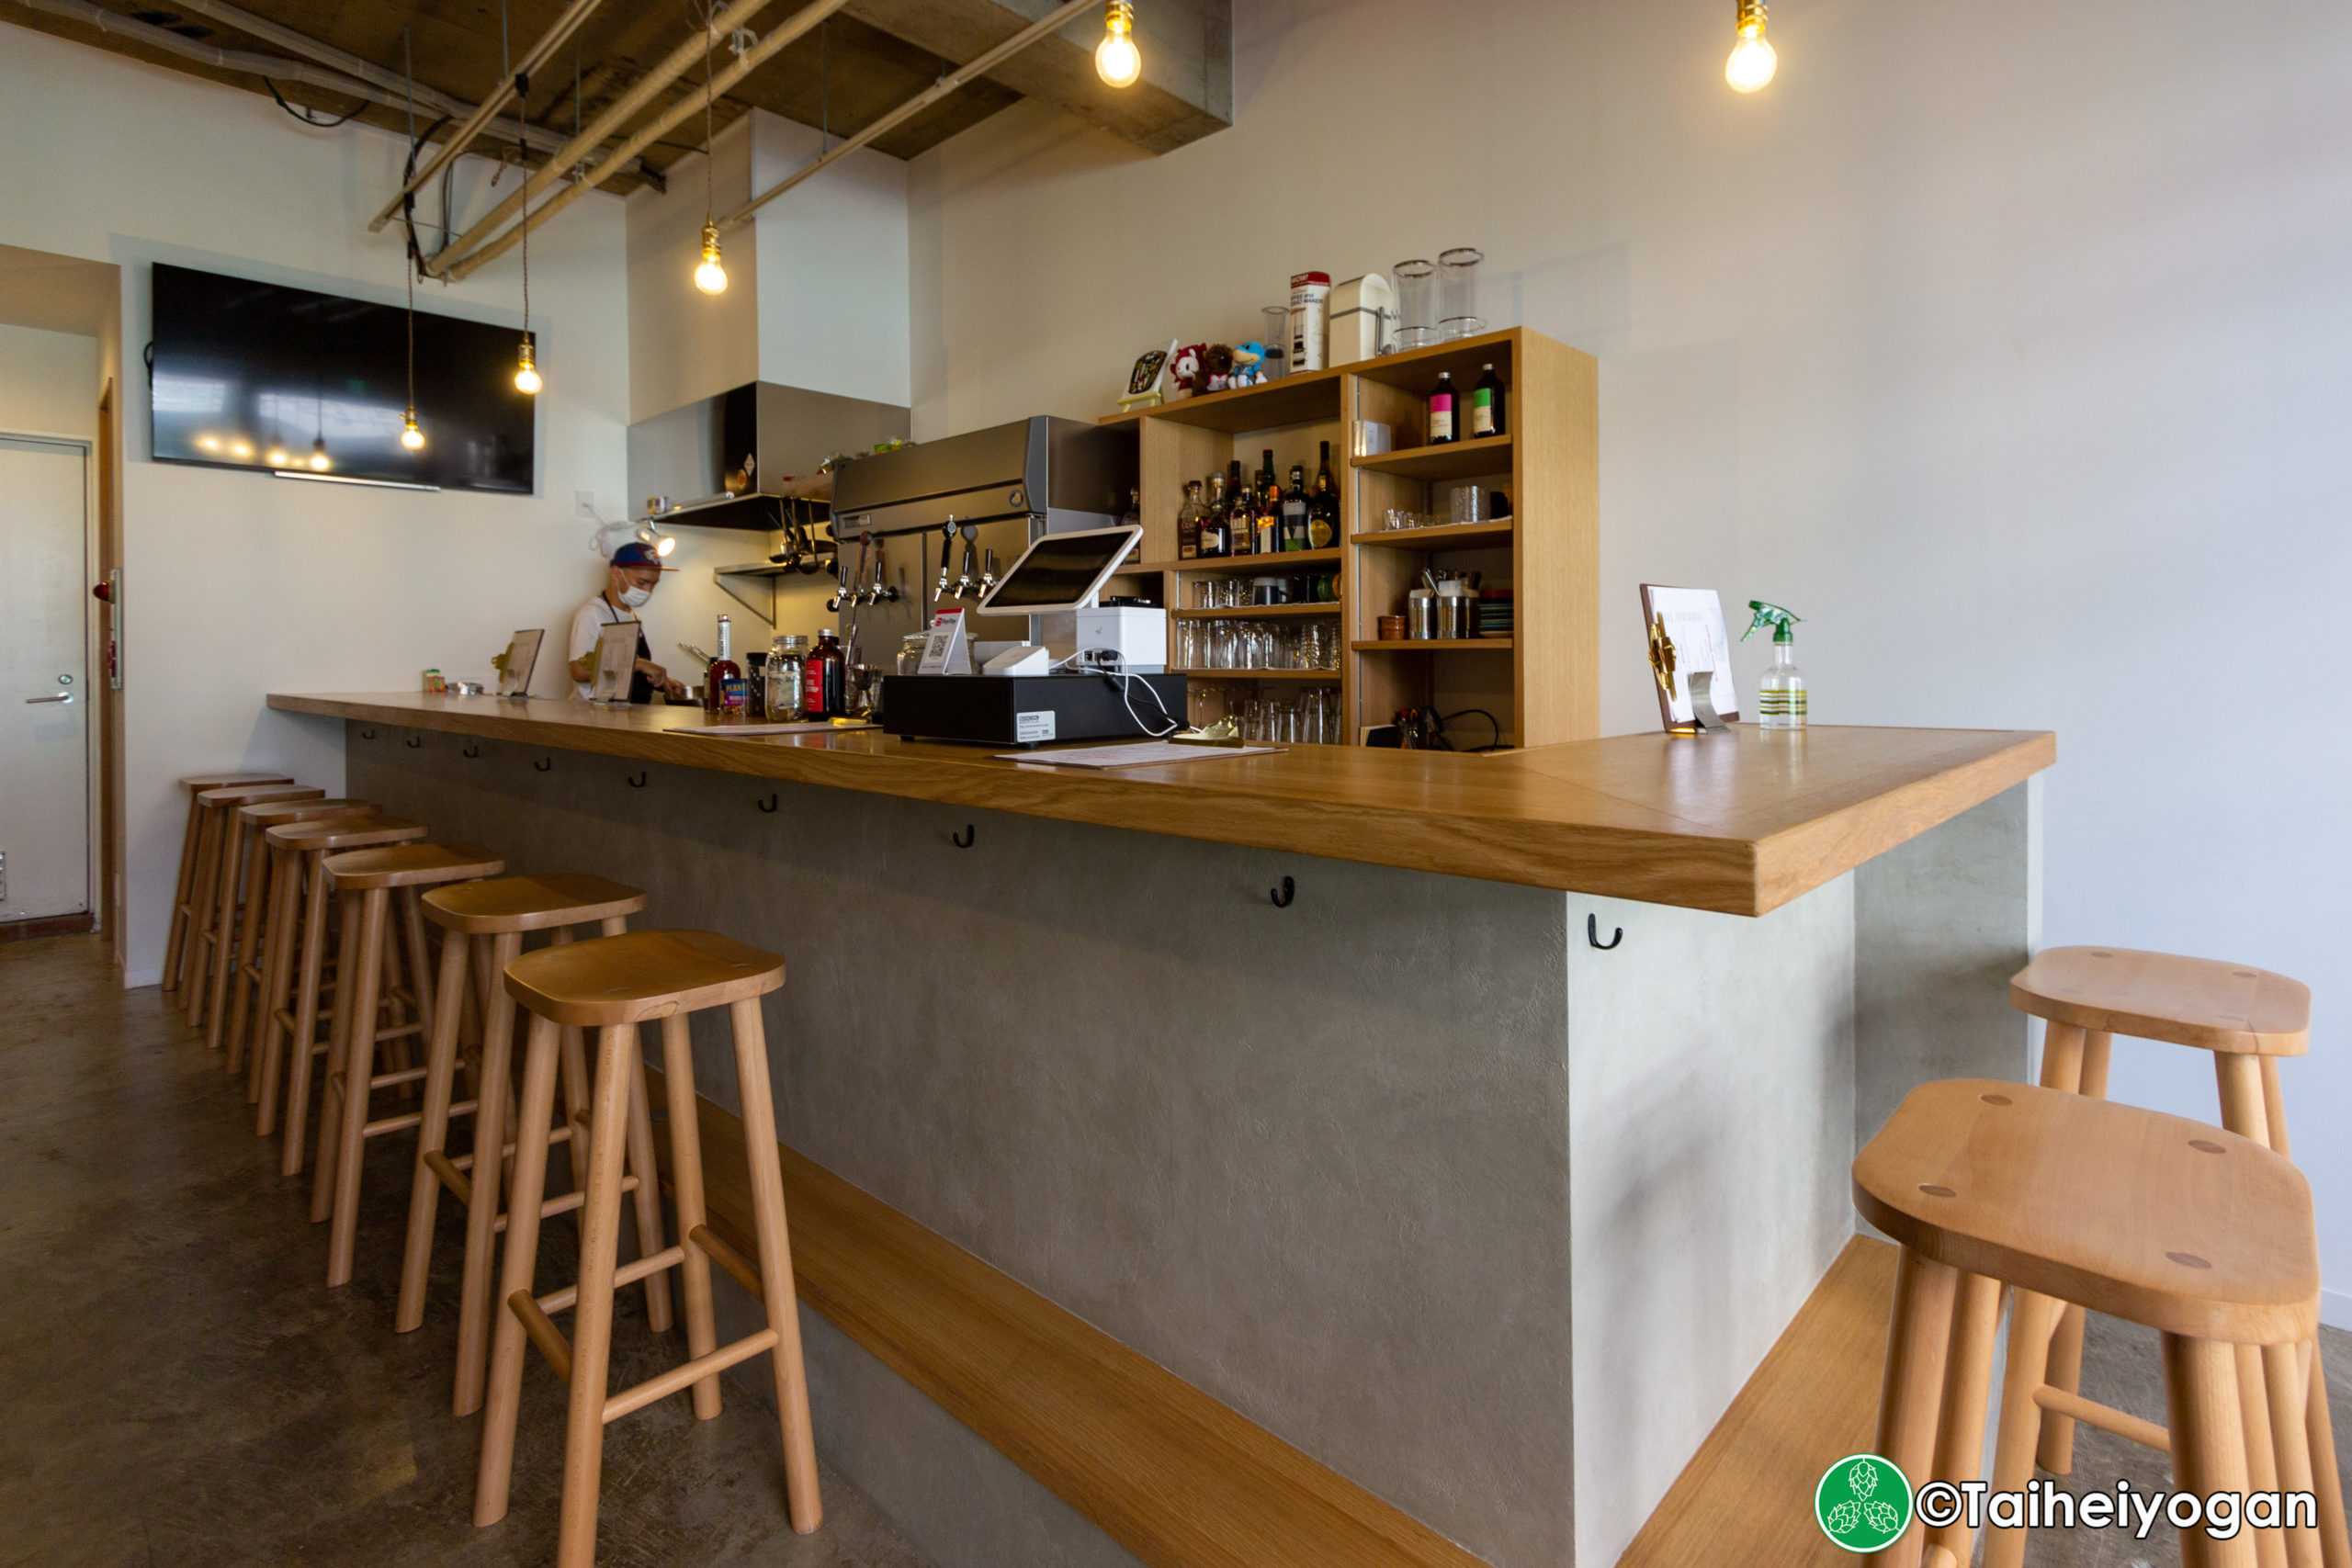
568;541;688;702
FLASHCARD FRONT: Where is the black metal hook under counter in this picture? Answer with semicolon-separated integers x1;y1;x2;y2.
626;771;648;788
756;794;778;813
1271;875;1295;908
951;823;976;848
534;756;553;772
1588;914;1623;950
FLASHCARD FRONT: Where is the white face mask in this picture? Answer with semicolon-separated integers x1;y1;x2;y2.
617;585;653;609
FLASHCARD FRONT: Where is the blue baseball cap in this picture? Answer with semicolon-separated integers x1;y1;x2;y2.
611;541;672;570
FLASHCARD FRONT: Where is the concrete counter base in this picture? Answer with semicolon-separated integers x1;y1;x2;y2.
338;719;2037;1568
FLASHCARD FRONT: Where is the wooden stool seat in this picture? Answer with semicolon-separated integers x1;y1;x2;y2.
1860;1080;2326;1568
503;930;786;1027
313;842;506;1286
183;784;324;1033
164;773;293;995
2011;945;2310;1055
422;873;647;935
400;875;658;1416
478;930;820;1563
220;799;374;1079
1855;1079;2317;1346
322;842;506;891
252;816;431;1163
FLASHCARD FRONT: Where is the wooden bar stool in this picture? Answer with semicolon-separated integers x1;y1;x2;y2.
164;773;290;994
2010;946;2346;1566
395;874;665;1419
1856;1079;2322;1568
476;930;821;1564
184;783;322;1031
222;798;373;1081
258;816;429;1161
314;842;505;1288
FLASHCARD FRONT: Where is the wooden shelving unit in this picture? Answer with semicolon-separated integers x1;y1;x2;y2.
1103;327;1596;749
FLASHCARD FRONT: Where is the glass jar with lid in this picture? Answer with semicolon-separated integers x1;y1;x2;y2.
767;635;808;721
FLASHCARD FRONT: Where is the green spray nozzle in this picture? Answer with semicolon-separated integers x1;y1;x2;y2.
1743;600;1802;644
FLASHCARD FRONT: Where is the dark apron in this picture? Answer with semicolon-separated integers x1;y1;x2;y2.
628;624;655;705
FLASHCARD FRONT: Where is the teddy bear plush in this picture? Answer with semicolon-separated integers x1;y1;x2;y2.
1202;343;1236;393
1170;344;1205;397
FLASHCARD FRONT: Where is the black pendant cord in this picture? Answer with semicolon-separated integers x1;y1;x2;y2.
703;5;717;227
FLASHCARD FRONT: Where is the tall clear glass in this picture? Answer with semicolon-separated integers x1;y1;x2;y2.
1393;259;1436;349
1438;248;1485;340
1261;305;1291;379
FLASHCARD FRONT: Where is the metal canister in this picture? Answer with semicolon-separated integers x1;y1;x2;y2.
1437;583;1473;639
1408;588;1437;639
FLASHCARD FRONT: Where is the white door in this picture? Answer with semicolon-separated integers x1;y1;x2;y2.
0;435;90;921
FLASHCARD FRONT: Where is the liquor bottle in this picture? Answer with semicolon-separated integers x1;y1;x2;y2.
1280;465;1310;552
804;628;844;719
1176;479;1207;560
1199;473;1229;558
1309;440;1339;549
1471;363;1507;438
1253;449;1280;556
1428;371;1460;445
705;615;746;715
1227;458;1255;557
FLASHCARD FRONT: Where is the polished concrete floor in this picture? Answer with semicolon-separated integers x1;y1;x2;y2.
0;934;931;1568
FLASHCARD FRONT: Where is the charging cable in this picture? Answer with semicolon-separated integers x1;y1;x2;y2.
1062;648;1180;738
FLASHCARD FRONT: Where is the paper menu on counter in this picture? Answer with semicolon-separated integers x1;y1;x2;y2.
995;741;1283;768
589;621;639;704
1638;585;1739;728
496;628;544;697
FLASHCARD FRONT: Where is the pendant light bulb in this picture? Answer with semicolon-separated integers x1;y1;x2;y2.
400;408;426;450
309;436;331;471
1725;0;1776;92
695;222;729;295
1096;0;1140;88
514;339;541;396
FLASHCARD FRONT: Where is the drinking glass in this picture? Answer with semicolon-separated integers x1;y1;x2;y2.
1261;305;1291;380
1393;259;1436;350
1439;247;1486;340
1193;580;1214;609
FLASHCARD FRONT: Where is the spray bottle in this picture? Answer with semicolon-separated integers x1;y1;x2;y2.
1742;601;1806;730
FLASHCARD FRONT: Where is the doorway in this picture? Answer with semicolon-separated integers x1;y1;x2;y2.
0;434;93;925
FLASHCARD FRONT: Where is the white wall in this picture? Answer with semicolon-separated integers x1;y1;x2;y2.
627;113;759;425
0;21;723;987
752;113;911;407
905;0;2352;1458
0;323;98;440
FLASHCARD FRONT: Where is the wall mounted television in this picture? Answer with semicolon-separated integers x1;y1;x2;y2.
149;262;535;493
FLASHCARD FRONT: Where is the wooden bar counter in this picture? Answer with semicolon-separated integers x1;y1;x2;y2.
270;691;2052;1568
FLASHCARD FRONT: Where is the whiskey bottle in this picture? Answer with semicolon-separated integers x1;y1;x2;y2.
1227;458;1255;557
1177;479;1207;559
1471;363;1507;438
1253;449;1280;556
1428;371;1460;445
1309;440;1339;549
705;615;745;715
1280;465;1310;552
1199;473;1229;558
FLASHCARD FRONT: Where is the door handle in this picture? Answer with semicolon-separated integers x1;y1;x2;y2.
25;694;73;705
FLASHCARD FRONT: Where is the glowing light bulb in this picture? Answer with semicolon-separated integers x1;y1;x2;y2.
1725;0;1776;92
694;223;729;295
514;341;541;396
401;409;426;451
309;438;331;471
1095;0;1139;87
230;439;254;459
196;434;221;453
654;534;676;558
266;446;289;468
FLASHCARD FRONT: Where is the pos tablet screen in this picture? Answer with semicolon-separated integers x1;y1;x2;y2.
977;526;1143;615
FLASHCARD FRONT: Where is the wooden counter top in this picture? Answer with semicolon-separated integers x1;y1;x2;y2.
266;692;2052;916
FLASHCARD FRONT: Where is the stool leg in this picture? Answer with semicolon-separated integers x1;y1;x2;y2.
2029;1021;2091;1470
1925;1271;2003;1567
2308;1351;2350;1568
2265;1341;2325;1568
221;825;271;1066
454;931;523;1418
397;930;473;1333
660;1014;721;1420
163;791;204;992
2165;1332;2258;1568
191;810;241;1029
180;806;222;1019
248;843;301;1109
2241;1341;2290;1568
622;1021;673;1336
476;1011;562;1529
201;818;254;1039
275;853;332;1161
729;998;823;1535
328;886;392;1287
2040;1020;2086;1092
552;1023;639;1568
1984;1288;2065;1568
311;887;365;1213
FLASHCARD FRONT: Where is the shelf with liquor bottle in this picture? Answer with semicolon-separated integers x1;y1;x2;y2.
1104;326;1593;750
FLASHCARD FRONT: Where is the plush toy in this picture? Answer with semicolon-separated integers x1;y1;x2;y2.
1230;342;1266;387
1170;343;1205;397
1202;343;1236;393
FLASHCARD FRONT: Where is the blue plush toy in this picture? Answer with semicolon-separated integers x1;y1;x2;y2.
1230;341;1267;387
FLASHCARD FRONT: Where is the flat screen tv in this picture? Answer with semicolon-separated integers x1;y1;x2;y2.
149;262;534;493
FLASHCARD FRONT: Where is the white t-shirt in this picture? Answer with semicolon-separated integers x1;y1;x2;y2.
569;596;640;699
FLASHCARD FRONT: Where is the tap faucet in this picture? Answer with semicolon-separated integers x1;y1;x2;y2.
952;541;978;601
934;521;956;602
978;547;999;601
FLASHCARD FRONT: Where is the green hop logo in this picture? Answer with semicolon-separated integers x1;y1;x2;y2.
1814;1453;1911;1552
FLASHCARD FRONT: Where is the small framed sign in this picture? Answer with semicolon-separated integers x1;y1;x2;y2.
1639;584;1739;730
1117;339;1177;413
495;627;545;699
917;608;970;675
590;620;639;705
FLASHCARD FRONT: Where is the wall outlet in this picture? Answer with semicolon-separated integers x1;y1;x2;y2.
575;491;599;519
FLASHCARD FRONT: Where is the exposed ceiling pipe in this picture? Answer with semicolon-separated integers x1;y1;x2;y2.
715;0;1095;235
435;0;853;282
424;0;801;276
366;0;606;232
10;0;427;118
166;0;661;186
